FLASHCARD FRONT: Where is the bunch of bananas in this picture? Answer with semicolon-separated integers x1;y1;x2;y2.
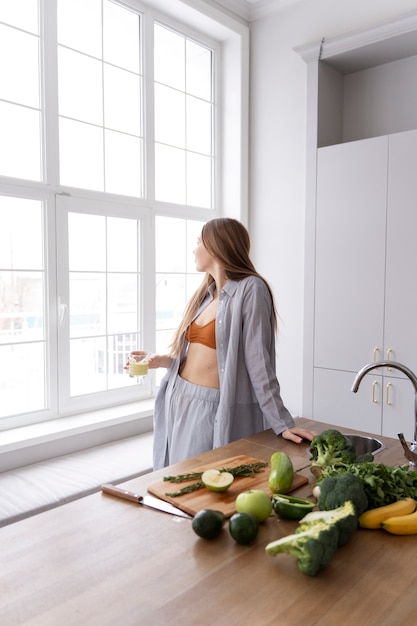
358;497;417;535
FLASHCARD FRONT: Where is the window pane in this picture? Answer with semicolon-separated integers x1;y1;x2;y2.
104;65;141;135
154;24;184;90
186;96;212;154
0;197;43;269
155;217;186;272
108;274;138;334
107;217;138;272
0;197;46;420
0;344;45;418
0;24;40;108
0;101;41;182
186;40;211;100
155;144;185;204
70;336;106;395
154;23;214;208
187;152;212;208
58;0;102;58
0;271;44;344
69;213;106;271
57;1;143;198
58;47;103;125
156;273;186;332
0;0;39;34
59;118;104;191
154;84;185;148
67;212;142;398
103;0;140;73
70;273;106;338
104;130;142;197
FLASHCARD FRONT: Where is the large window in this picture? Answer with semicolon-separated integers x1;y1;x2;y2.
0;0;247;429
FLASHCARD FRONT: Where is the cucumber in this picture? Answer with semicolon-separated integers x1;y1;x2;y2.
268;451;294;494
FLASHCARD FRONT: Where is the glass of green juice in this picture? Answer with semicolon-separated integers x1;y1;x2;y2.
128;354;149;382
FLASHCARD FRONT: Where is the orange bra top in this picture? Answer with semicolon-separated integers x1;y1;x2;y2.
185;318;216;350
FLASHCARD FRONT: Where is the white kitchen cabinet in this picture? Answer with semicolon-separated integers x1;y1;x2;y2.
384;129;417;372
314;136;387;372
313;129;417;440
298;14;417;437
313;368;415;441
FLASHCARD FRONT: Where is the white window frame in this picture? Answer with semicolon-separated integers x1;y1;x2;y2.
0;0;249;438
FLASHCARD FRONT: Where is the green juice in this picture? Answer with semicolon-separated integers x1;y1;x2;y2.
129;362;149;376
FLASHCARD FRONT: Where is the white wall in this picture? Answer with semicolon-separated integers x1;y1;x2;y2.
248;0;417;417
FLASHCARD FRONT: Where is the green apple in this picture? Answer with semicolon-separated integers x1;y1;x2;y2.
235;489;273;522
202;469;234;492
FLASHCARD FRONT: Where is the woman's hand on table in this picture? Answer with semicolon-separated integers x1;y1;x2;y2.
281;427;318;444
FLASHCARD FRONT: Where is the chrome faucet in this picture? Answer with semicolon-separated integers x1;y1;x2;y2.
351;360;417;467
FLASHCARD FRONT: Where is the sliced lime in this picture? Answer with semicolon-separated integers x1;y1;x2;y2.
202;469;234;492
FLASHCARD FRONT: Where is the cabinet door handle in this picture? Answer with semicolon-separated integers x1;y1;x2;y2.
372;380;379;403
373;347;380;362
386;382;392;406
386;348;393;371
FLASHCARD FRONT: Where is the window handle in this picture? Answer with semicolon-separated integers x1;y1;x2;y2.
58;299;68;326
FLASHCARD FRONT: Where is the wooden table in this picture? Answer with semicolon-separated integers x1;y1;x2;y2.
1;418;417;626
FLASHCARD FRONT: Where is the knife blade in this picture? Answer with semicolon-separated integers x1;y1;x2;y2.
101;483;192;519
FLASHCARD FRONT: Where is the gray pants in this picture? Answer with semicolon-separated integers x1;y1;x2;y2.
165;375;220;466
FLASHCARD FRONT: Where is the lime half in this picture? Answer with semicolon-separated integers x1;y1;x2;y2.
202;469;234;492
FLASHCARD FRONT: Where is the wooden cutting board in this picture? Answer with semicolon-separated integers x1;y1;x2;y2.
147;455;309;518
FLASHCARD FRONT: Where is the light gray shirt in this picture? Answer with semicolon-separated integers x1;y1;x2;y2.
153;276;295;468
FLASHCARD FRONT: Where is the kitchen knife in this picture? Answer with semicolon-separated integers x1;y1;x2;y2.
101;483;192;519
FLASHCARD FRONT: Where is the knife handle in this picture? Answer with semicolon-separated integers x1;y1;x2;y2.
101;483;143;503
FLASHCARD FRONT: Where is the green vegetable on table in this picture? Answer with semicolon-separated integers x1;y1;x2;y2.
316;461;417;510
266;499;359;576
266;520;339;576
297;500;358;547
268;451;294;494
309;429;373;477
316;471;368;517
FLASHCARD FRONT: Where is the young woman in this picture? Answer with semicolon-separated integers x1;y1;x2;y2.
132;218;316;469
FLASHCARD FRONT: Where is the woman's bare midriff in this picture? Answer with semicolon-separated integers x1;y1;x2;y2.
180;342;219;389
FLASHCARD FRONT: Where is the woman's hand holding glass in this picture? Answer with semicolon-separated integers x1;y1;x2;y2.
125;351;172;375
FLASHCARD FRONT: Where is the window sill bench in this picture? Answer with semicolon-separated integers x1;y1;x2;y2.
0;432;154;527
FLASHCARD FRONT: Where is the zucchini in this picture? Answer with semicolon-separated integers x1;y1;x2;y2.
268;451;294;494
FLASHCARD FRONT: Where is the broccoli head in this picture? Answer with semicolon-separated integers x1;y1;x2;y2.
265;522;339;576
317;472;368;517
297;500;358;546
309;429;357;477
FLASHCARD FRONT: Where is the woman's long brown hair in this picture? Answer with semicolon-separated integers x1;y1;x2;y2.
169;218;278;356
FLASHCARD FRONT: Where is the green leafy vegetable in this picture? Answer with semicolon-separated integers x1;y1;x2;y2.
317;462;417;510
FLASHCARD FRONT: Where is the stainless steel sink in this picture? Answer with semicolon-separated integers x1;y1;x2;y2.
307;433;385;458
345;434;385;456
